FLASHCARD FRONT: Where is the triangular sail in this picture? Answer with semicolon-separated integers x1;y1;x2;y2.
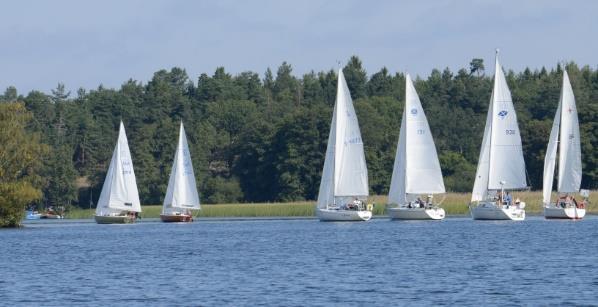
163;122;201;213
96;121;141;214
389;74;445;204
404;75;445;195
316;102;337;209
487;51;527;190
557;70;582;193
471;94;493;202
542;97;561;205
333;70;369;198
317;69;369;208
388;109;407;204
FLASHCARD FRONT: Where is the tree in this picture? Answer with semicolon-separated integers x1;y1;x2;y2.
0;103;48;227
343;56;367;99
1;86;18;102
42;145;78;209
469;58;485;76
51;83;71;103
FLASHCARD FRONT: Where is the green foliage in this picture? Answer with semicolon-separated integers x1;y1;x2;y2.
2;57;596;209
0;103;47;227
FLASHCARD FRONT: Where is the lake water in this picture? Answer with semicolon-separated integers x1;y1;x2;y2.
1;216;597;306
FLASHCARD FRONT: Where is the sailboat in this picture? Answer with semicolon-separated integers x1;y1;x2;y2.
387;74;446;220
316;68;372;221
94;121;142;224
160;122;201;222
470;50;527;221
543;70;587;219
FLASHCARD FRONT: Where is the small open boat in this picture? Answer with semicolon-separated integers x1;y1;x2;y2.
25;210;42;220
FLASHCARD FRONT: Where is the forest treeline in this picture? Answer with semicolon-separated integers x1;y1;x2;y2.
1;56;596;209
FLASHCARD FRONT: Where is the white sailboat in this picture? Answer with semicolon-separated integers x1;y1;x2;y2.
95;121;142;224
470;50;527;221
160;122;201;222
387;74;446;220
543;70;587;219
316;69;372;221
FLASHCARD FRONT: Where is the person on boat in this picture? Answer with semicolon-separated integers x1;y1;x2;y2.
413;197;422;208
352;198;361;210
515;197;521;206
572;196;578;208
504;193;512;206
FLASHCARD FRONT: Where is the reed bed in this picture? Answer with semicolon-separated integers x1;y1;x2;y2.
65;191;596;219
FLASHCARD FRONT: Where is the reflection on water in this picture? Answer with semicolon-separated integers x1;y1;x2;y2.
1;217;597;305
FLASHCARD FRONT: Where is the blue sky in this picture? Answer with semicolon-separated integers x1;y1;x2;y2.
1;0;596;94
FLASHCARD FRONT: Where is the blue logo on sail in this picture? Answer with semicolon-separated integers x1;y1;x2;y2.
498;110;508;119
411;108;418;116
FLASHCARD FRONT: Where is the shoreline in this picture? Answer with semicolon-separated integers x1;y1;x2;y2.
24;212;597;224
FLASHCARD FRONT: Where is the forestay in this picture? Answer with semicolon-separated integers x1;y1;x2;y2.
96;121;141;214
163;122;201;212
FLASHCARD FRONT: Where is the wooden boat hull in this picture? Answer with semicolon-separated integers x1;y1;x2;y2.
387;207;445;220
160;214;193;223
316;208;371;221
470;202;525;221
544;206;585;219
94;215;136;224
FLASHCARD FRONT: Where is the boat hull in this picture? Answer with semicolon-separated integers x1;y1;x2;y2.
316;208;372;221
470;202;525;221
387;207;445;220
40;214;63;219
25;211;42;220
160;214;193;223
544;206;585;219
94;215;136;224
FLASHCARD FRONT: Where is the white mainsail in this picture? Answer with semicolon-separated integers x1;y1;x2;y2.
543;70;582;204
389;74;445;204
472;51;527;201
317;69;369;209
163;122;201;213
96;121;141;215
557;71;582;194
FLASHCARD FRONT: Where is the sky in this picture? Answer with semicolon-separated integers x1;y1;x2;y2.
1;0;597;95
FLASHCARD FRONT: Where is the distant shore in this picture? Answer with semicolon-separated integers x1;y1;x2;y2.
65;191;596;219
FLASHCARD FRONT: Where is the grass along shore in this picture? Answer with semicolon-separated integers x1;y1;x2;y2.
65;191;597;219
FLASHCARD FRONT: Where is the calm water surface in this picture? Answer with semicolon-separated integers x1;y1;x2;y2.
1;216;597;306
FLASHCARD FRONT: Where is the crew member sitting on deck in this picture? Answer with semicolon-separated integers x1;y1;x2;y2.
504;193;512;206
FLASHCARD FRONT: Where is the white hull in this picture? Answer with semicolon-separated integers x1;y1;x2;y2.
316;208;372;221
470;202;525;221
387;207;445;220
544;206;585;219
